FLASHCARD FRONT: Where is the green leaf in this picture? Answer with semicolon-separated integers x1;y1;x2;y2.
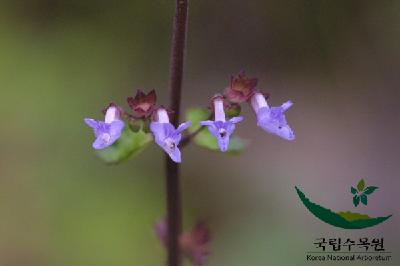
364;186;378;195
357;179;365;191
96;126;153;164
128;119;144;132
360;194;368;205
337;211;370;222
353;195;360;207
351;186;357;194
186;107;210;132
225;104;241;118
185;108;248;154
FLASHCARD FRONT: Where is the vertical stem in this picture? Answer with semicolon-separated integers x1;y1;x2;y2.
166;1;188;266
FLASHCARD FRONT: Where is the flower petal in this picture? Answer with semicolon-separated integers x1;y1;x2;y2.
217;135;230;152
167;146;181;163
109;120;125;137
92;136;109;150
281;100;293;111
176;121;192;134
150;122;168;142
108;120;125;144
256;105;295;141
84;118;98;129
229;116;243;124
200;120;214;126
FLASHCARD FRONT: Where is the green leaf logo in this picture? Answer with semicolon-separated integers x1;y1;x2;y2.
357;179;365;191
351;179;378;207
364;186;378;195
353;195;360;207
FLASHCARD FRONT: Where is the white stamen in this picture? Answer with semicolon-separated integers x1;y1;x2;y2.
100;133;111;144
165;138;176;150
250;92;269;112
214;98;226;122
157;108;170;123
105;106;119;123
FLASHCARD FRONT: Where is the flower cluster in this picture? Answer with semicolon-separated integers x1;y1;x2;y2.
225;71;295;140
200;71;295;152
84;90;191;163
84;71;295;163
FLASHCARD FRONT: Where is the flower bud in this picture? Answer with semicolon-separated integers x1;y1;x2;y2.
127;89;157;118
224;71;258;103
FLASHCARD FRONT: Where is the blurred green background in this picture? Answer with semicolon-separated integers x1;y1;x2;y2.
0;0;399;265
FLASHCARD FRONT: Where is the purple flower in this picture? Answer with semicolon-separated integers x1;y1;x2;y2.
84;106;125;149
150;108;191;163
251;92;295;140
200;96;243;152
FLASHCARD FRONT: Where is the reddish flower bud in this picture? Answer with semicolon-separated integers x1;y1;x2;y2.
224;71;258;103
127;90;157;118
154;219;168;247
155;219;211;266
180;222;211;266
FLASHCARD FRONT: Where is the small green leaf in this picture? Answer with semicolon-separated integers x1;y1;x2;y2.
351;187;357;194
186;107;210;132
128;119;144;132
337;211;370;222
364;186;378;195
225;104;241;118
185;108;248;154
357;179;365;191
360;194;368;205
96;126;152;164
353;195;360;207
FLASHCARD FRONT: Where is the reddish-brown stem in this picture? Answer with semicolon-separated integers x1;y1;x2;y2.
165;1;188;266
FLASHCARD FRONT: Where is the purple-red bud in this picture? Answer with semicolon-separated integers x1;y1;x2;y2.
224;71;258;103
127;90;157;118
155;219;211;266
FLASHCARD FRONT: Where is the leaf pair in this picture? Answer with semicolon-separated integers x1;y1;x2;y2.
351;179;378;207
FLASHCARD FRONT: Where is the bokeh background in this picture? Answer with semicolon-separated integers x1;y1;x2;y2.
0;0;399;265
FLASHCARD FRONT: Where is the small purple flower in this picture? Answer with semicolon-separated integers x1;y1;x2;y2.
200;96;243;152
84;106;125;149
150;108;191;163
251;92;295;140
